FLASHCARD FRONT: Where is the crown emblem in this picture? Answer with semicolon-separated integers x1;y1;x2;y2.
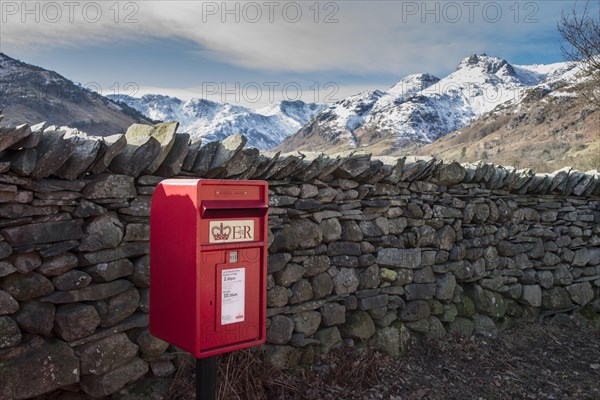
211;223;231;241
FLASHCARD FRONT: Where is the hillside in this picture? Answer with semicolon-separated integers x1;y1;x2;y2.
415;83;599;172
0;53;152;135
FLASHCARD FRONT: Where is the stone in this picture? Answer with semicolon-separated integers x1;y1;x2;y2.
266;345;302;369
434;161;466;185
155;133;190;176
0;316;21;348
0;336;79;399
473;314;497;337
314;327;342;354
339;220;364;242
321;218;342;242
79;212;124;252
566;282;594;305
369;326;400;357
267;286;289;308
376;248;421;269
340;310;376;340
334;154;372;179
208;134;246;173
149;360;176;378
468;285;507;318
109;122;178;177
137;328;169;356
84;259;134;282
399;300;430;322
9;251;41;273
405;283;436;300
0;124;32;152
311;272;333;299
1;220;83;247
73;199;107;218
274;263;304;287
14;300;55;335
0;261;16;277
553;266;573;286
38;252;79;276
572;248;591;267
289;279;313;304
295;198;322;211
321;303;345;326
359;265;380;289
0;289;19;315
132;255;150;287
542;287;574;310
303;255;330;277
31;130;76;179
0;272;54;301
90;134;127;174
519;285;542;307
51;270;92;291
359;294;389;310
333;267;360;295
75;333;139;375
55;134;102;180
267;315;294;344
427;316;446;339
436;273;456;301
434;225;456;251
449;317;475;336
270;220;322;252
67;313;148;347
328;241;362;256
118;195;152;216
388;217;408;234
40;280;131;304
100;287;140;327
0;242;12;260
292;311;321;336
82;174;136;199
80;357;148;398
538;270;554;288
54;303;101;341
123;223;150;242
331;255;358;267
267;253;291;274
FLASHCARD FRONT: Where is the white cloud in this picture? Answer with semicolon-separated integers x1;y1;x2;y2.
0;1;573;75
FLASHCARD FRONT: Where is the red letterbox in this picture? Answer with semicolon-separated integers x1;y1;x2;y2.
149;179;268;358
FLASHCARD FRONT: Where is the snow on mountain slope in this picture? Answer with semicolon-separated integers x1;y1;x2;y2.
278;54;581;154
109;94;325;149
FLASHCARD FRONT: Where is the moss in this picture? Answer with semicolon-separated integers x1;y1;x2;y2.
456;295;476;318
578;305;598;320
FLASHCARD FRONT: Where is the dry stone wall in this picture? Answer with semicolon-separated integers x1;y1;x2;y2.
0;118;599;399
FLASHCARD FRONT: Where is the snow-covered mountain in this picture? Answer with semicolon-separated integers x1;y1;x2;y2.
278;54;581;154
109;94;325;149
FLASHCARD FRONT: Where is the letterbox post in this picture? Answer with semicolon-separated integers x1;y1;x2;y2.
149;179;269;400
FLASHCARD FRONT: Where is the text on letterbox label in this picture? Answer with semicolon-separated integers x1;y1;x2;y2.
209;220;255;243
221;268;245;325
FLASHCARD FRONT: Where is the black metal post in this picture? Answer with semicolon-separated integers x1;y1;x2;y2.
196;356;217;400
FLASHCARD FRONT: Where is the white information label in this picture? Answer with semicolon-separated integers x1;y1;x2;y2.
221;268;245;325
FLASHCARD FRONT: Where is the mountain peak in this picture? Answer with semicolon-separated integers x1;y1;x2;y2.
456;53;515;75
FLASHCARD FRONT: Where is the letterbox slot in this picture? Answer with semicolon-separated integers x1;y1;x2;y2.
201;200;267;216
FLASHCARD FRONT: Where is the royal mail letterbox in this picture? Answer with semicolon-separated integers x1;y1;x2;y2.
149;179;268;358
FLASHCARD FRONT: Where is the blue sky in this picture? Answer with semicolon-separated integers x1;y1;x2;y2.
1;0;598;107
